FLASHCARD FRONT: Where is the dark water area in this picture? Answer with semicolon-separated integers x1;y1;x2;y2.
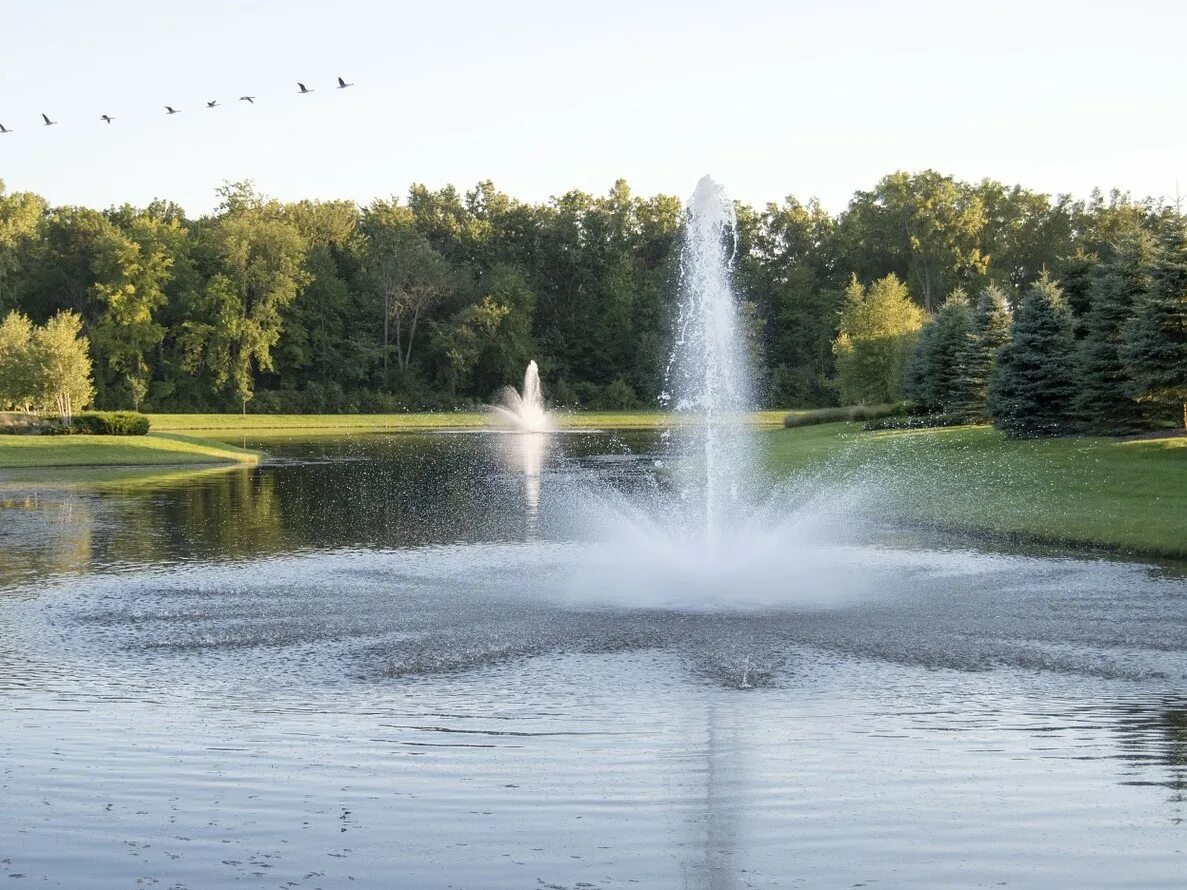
2;431;1187;888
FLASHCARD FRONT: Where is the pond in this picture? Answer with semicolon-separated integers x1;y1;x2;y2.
2;430;1186;888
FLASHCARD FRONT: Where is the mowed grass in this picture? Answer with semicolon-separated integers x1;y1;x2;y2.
762;422;1187;557
147;410;792;434
0;433;260;468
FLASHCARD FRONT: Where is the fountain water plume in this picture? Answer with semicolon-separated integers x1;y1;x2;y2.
661;175;754;544
489;360;552;432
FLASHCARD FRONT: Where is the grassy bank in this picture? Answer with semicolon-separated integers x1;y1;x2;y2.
0;433;260;469
763;422;1187;558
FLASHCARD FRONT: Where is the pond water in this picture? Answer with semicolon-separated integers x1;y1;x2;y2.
2;431;1187;888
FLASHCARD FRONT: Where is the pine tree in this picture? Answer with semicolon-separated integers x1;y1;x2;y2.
902;317;937;406
1124;218;1187;430
987;272;1076;437
1072;230;1155;433
949;284;1012;421
902;289;972;412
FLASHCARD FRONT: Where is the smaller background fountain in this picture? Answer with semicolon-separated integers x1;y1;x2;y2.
489;360;552;432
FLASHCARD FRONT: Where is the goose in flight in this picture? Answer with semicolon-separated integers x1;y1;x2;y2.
297;82;313;94
0;123;11;134
239;95;256;103
41;113;57;126
100;114;114;124
206;100;219;108
165;106;181;115
337;76;353;89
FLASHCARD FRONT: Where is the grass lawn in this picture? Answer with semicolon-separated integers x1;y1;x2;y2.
147;410;792;434
762;422;1187;558
0;433;260;469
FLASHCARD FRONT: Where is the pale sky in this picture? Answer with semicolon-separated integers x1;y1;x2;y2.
1;0;1183;214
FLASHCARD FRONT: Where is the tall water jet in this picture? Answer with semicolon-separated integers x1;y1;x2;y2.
662;176;753;544
489;360;552;432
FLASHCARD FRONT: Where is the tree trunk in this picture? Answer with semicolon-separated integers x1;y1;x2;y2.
382;293;390;376
404;308;420;372
1182;401;1186;431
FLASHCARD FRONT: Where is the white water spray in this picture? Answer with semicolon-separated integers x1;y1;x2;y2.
490;360;552;432
662;176;753;543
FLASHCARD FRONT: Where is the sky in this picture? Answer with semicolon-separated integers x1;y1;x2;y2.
0;0;1184;215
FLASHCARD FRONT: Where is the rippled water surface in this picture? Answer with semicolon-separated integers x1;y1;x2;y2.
2;431;1187;888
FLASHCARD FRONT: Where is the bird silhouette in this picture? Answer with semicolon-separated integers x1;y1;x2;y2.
239;95;256;103
337;76;353;89
41;113;57;126
206;100;219;108
297;82;313;94
165;106;181;115
100;114;114;124
0;123;11;134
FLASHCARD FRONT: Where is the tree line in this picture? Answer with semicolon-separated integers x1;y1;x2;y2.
0;170;1182;424
836;217;1187;434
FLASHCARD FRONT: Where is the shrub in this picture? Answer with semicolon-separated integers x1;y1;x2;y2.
598;377;640;410
862;412;971;431
71;411;151;435
783;402;905;428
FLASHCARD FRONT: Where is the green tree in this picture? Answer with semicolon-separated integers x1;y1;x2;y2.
948;284;1012;421
839;171;987;311
363;227;452;378
181;184;309;407
32;310;94;420
0;310;36;411
987;273;1075;437
90;226;171;409
833;274;925;404
903;289;972;411
1072;230;1156;433
0;182;46;314
1124;218;1187;430
433;265;535;398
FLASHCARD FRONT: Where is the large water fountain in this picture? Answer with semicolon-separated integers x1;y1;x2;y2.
660;175;754;543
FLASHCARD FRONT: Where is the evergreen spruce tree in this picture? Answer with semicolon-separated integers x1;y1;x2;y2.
902;317;938;407
987;272;1076;437
902;289;971;412
949;284;1012;421
1072;230;1155;433
1124;217;1187;430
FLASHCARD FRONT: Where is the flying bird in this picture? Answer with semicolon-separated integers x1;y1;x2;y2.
297;82;313;94
206;100;219;108
239;95;255;103
165;106;180;114
0;123;11;134
337;76;353;89
41;113;57;126
100;114;114;124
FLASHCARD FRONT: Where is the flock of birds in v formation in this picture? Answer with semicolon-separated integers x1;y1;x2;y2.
0;77;354;134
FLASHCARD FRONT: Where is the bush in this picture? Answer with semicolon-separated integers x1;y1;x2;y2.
598;377;640;410
783;403;905;428
862;412;971;431
71;411;150;435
